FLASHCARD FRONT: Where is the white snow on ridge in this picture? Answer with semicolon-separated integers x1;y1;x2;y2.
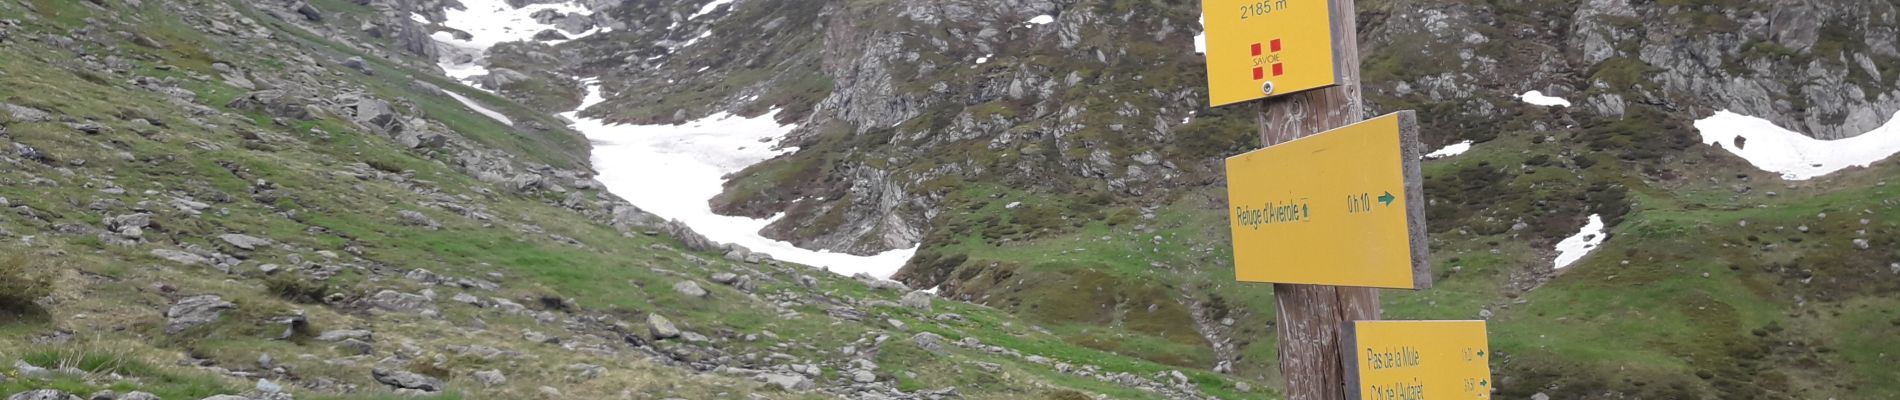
564;81;919;278
680;30;713;48
1696;110;1900;180
431;0;601;85
1026;15;1055;26
1517;90;1571;107
1554;214;1606;270
1194;15;1206;54
690;0;736;19
443;91;514;126
1425;140;1474;159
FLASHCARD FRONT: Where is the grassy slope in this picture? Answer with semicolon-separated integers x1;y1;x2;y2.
918;119;1900;398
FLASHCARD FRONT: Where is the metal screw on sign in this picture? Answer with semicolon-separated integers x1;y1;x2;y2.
1261;81;1276;96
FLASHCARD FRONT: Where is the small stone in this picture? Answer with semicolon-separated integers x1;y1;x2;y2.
1236;382;1252;392
672;280;708;298
566;364;604;380
887;318;908;331
165;295;235;335
7;390;77;400
451;293;483;306
900;290;933;312
398;210;438;229
537;387;561;398
315;329;372;342
648;313;681;339
86;391;115;400
1854;239;1871;250
150;249;208;266
256;378;282;393
14;360;53;379
472;370;507;387
851;370;876;383
911;332;948;353
367;290;432;313
760;374;815;391
217;234;273;250
371;368;443;392
336;339;374;355
342;57;372;75
709;272;739;284
1532;393;1551;400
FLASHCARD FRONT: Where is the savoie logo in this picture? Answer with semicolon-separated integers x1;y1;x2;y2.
1234;199;1311;229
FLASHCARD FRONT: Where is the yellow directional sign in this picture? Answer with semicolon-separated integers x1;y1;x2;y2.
1202;0;1347;107
1343;320;1493;400
1225;111;1429;289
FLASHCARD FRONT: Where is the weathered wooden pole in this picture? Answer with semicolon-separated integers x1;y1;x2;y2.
1255;0;1378;399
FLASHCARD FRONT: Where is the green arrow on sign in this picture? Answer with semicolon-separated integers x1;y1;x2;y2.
1477;350;1485;357
1377;191;1395;206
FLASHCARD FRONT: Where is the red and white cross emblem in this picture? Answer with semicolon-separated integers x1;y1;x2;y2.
1250;39;1284;80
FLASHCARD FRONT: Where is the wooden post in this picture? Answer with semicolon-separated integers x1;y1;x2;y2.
1257;0;1378;399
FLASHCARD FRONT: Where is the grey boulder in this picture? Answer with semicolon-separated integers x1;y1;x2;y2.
647;313;680;339
165;295;235;334
6;390;79;400
371;368;442;392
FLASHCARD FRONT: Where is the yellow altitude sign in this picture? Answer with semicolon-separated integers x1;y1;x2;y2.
1202;0;1346;107
1343;320;1493;400
1225;111;1429;289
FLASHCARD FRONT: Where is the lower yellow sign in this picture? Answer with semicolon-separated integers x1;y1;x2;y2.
1343;320;1493;400
1225;111;1430;289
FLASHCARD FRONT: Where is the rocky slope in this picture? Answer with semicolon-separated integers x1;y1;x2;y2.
0;1;1275;399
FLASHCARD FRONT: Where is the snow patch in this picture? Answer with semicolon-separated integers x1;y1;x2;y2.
975;54;991;65
1194;14;1206;54
1425;140;1473;159
564;80;917;278
1696;110;1900;180
1517;90;1571;107
1026;15;1055;26
1554;214;1606;270
431;0;600;86
443;91;514;126
681;30;713;48
690;0;736;19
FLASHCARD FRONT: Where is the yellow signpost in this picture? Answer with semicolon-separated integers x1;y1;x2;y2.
1343;320;1493;400
1202;0;1347;107
1225;111;1430;289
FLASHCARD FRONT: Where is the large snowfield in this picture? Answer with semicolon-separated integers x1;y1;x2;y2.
563;83;918;278
433;2;918;277
1695;110;1900;180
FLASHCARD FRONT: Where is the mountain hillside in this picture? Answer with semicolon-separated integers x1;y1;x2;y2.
1;0;1898;400
0;0;1272;399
